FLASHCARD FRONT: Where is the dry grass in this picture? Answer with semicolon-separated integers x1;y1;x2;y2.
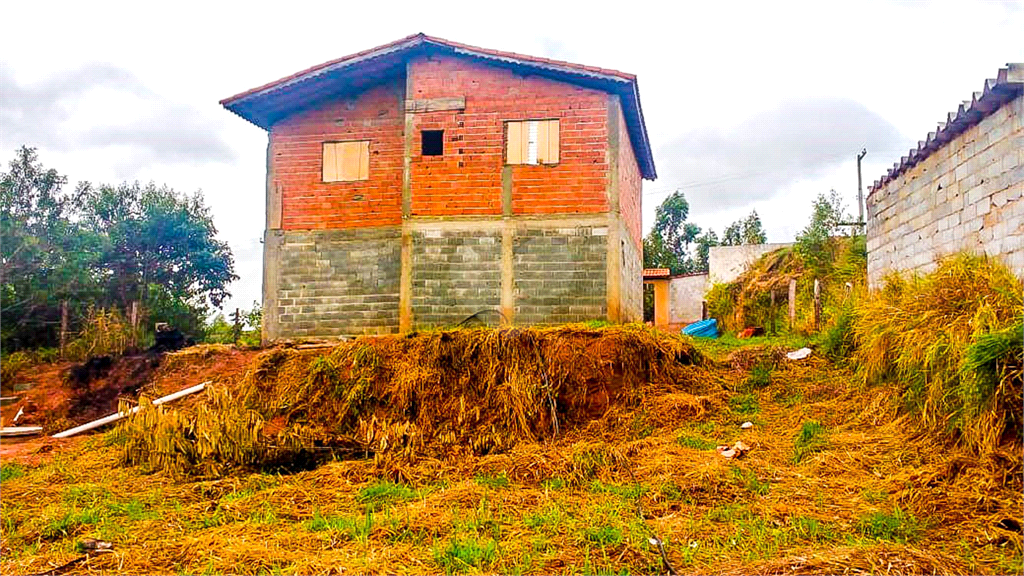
113;324;708;478
1;328;1020;575
852;254;1023;456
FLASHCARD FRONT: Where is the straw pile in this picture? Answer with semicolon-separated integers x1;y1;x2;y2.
852;254;1023;456
114;324;709;478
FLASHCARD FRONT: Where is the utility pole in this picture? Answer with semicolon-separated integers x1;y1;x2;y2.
856;148;867;234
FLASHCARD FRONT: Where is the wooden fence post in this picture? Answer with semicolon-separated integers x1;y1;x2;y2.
813;279;822;332
129;301;140;347
769;290;776;335
60;300;69;357
788;279;797;330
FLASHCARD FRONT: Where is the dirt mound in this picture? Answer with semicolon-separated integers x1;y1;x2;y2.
1;345;260;434
116;325;710;477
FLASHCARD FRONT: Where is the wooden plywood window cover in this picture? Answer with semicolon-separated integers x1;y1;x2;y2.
323;141;370;182
506;119;559;165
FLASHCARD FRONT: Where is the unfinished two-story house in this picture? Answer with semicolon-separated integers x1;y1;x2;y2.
221;34;656;341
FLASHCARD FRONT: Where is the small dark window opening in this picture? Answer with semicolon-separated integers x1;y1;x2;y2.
422;130;444;156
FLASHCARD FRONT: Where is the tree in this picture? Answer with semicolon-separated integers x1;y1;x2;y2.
795;189;847;274
721;210;766;246
0;147;238;351
741;210;767;244
0;147;98;349
644;191;701;274
693;230;719;273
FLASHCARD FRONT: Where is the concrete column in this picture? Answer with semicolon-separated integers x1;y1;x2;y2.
399;64;414;332
605;95;622;322
501;165;515;323
262;135;281;344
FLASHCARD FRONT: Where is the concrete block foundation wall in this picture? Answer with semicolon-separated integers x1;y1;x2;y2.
866;93;1024;287
265;228;402;340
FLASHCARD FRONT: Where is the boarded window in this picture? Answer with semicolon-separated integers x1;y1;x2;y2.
506;119;559;165
322;141;369;182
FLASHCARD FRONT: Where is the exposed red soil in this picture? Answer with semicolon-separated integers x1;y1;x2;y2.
0;346;261;437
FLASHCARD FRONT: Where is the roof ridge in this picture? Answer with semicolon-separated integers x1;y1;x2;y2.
869;63;1023;195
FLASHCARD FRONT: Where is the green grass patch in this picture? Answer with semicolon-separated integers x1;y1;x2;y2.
582;525;623;546
433;537;497;574
40;508;104;540
540;477;565;491
792;420;828;463
474;473;510;489
741;361;773;392
789;515;834;541
729;393;761;414
523;505;565;531
856;508;924;543
588;480;647;500
356;480;420;511
304;510;374;543
729;467;771;495
677;433;718;451
1;463;25;483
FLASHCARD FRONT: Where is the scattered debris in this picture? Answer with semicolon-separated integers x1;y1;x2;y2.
716;440;751;459
13;406;25;424
149;324;193;353
29;556;87;576
0;426;43;437
737;327;765;339
52;381;210;439
786;347;812;360
682;319;718;338
741;421;754;429
76;538;113;553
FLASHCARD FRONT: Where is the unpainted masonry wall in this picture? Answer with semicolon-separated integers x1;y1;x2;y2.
412;229;502;328
514;225;607;325
275;228;401;337
866;93;1024;286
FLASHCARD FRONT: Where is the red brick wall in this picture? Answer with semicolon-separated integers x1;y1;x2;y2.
616;104;643;250
271;80;404;230
408;55;610;216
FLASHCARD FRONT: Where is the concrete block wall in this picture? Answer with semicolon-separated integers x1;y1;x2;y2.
514;225;608;325
271;228;402;339
866;93;1024;286
412;229;502;327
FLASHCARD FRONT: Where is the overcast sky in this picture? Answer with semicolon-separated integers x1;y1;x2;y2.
1;0;1022;316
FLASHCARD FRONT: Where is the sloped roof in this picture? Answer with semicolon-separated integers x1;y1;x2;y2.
869;63;1023;195
220;33;656;179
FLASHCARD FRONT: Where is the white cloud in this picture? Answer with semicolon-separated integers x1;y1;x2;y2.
0;0;1021;315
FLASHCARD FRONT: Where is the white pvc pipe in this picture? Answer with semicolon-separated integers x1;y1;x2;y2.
52;381;210;439
0;426;43;437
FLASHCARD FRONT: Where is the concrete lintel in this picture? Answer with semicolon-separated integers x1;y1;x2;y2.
404;96;466;113
406;213;611;232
